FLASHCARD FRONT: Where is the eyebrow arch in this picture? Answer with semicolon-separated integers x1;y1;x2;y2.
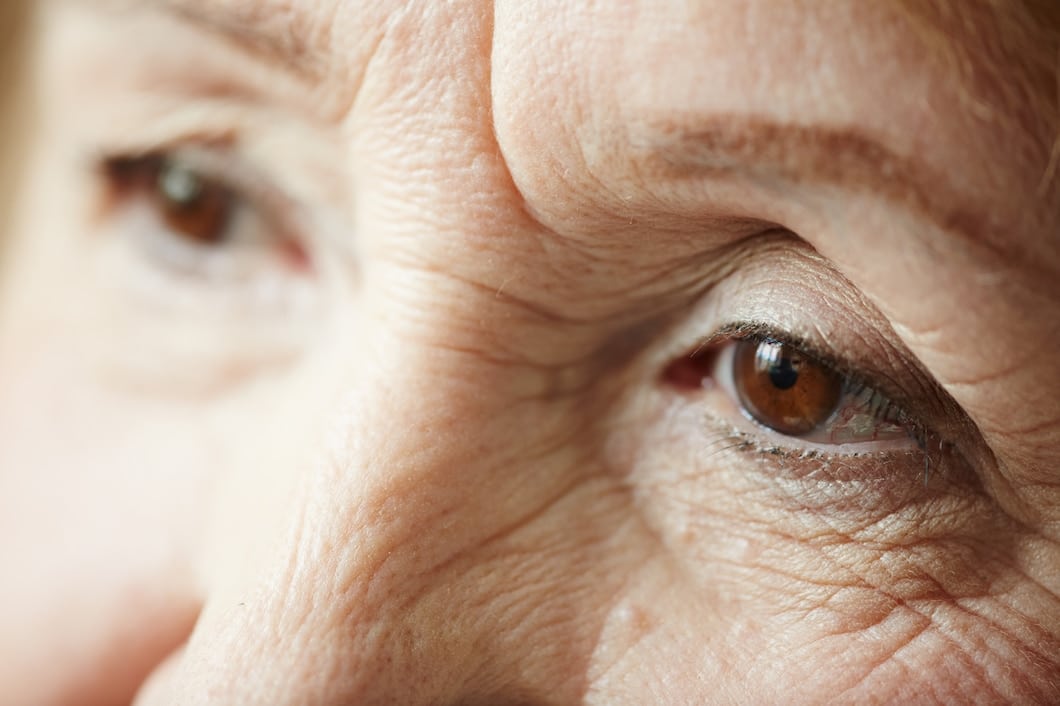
634;116;1000;253
151;0;331;82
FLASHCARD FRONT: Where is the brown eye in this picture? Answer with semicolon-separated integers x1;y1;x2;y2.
105;155;235;247
732;338;843;436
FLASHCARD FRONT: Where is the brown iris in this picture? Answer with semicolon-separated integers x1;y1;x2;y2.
733;338;842;436
106;155;234;246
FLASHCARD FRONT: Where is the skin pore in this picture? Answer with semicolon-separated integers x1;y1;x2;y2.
0;1;1058;704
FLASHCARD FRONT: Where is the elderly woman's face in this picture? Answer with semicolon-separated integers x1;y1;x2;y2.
2;1;1058;704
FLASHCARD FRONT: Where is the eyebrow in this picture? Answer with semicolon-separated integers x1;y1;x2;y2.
151;0;331;81
633;116;1002;254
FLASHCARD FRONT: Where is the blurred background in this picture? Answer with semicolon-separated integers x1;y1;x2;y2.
1;0;32;254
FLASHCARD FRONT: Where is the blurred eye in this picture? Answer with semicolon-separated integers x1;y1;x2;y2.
100;149;309;279
106;154;235;247
89;148;320;392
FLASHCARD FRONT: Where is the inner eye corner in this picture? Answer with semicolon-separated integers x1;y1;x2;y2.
660;342;719;391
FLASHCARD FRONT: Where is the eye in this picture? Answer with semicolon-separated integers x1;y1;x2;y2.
723;336;914;447
87;148;321;393
106;154;235;247
100;149;309;278
666;332;919;451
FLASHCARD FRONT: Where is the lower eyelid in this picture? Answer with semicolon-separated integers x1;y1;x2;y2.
687;359;976;514
695;406;970;523
123;204;250;278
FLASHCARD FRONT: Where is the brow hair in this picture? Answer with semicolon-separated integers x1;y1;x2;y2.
161;0;1059;198
3;0;1058;222
636;116;1023;264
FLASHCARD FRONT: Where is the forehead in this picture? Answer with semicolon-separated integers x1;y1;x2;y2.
494;1;1051;230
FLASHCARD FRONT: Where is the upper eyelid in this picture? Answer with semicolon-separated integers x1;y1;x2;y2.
709;321;859;380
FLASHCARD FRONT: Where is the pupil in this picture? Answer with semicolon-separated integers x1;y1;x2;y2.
768;355;800;390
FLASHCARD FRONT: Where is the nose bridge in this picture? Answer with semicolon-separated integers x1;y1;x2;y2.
141;326;603;705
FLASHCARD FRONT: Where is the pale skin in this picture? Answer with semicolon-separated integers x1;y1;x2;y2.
1;1;1058;704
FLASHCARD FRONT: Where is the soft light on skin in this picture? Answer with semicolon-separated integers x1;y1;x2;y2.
0;1;1058;705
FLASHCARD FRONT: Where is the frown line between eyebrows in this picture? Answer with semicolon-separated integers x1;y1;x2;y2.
632;115;995;252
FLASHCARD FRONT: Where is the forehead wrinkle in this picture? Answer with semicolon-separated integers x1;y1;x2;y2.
631;115;1013;260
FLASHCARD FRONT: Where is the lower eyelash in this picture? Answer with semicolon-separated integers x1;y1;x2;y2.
700;410;947;487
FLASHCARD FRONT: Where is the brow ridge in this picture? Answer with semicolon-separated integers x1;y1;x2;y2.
635;115;1004;255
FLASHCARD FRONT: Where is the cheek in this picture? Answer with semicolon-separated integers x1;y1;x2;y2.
0;329;211;560
0;328;207;701
588;379;1058;702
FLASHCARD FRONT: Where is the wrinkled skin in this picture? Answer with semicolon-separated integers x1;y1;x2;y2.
1;1;1058;704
